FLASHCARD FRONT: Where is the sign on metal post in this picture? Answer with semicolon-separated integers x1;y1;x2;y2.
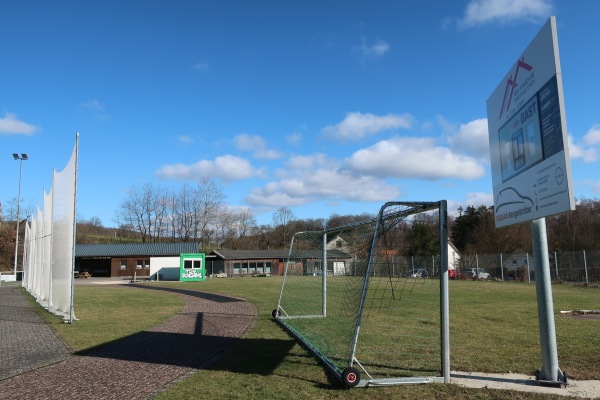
487;17;574;228
486;17;571;386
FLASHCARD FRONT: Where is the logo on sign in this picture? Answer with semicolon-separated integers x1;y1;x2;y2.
499;58;534;119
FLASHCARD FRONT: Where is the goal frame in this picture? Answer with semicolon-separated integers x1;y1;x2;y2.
273;200;450;388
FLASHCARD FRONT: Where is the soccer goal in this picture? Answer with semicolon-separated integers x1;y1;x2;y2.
273;201;450;388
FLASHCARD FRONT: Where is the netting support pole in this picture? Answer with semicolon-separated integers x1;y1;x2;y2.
322;232;327;318
68;133;79;325
439;200;450;383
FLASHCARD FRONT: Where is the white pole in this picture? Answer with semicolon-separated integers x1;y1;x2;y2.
48;182;55;309
69;133;79;324
583;250;589;284
13;155;26;277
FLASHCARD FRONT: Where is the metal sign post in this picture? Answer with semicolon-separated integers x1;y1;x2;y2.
487;17;572;387
531;218;566;385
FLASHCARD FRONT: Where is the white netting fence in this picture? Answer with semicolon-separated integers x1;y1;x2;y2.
22;136;78;321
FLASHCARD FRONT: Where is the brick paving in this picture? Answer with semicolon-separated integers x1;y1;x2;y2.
0;284;257;399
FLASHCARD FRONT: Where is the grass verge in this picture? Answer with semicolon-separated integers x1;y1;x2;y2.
38;278;598;399
45;285;185;352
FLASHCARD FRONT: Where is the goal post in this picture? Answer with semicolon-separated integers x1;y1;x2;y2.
273;201;450;388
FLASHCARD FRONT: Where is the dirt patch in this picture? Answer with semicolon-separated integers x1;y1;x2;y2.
561;310;600;321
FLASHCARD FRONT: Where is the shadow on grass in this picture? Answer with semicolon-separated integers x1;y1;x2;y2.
128;283;244;303
76;286;297;377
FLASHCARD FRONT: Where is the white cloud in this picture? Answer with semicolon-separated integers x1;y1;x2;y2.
287;132;302;144
80;99;104;111
568;134;598;163
245;154;400;207
156;154;261;182
346;136;485;180
448;118;490;161
583;124;600;146
459;0;552;28
0;113;38;135
234;133;282;159
353;38;390;59
322;112;414;141
447;192;494;217
177;135;194;144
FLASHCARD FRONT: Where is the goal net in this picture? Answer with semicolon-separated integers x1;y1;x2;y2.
273;201;450;388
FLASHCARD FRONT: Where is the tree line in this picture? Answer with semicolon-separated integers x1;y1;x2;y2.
3;181;600;271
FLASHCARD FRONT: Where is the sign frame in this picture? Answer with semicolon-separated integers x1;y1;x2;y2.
487;17;575;228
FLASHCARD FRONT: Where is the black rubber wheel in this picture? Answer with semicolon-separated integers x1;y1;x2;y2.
272;309;279;318
563;371;568;385
341;367;361;388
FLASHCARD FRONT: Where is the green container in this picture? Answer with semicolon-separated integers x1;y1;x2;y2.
179;253;206;282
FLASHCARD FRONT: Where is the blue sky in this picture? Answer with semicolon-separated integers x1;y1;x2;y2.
2;0;600;228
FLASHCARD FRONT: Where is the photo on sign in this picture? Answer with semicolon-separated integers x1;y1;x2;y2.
498;76;563;183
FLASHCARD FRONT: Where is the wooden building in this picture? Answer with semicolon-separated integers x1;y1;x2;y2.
75;242;200;277
211;249;352;277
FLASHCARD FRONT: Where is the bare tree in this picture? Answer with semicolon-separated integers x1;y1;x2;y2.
272;206;296;248
193;178;226;249
117;183;165;242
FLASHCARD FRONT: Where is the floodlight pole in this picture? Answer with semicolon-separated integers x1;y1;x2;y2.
13;153;28;278
531;217;565;385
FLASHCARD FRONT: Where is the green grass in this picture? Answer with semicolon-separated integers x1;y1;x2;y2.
39;278;599;399
42;285;185;352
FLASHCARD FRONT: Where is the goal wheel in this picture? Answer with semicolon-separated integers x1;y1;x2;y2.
341;367;360;388
272;309;279;318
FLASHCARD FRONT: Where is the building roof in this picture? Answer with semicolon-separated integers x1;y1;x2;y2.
75;242;200;257
213;249;351;260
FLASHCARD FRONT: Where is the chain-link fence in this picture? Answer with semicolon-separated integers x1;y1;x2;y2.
457;250;600;283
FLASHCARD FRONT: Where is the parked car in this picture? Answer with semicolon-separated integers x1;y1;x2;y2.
463;268;492;280
405;268;429;278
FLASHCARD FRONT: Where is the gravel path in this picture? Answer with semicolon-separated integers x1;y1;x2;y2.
0;284;257;400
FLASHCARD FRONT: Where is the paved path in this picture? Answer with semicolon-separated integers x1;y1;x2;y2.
0;284;257;399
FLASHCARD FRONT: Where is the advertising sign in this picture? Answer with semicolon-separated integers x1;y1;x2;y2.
180;253;206;282
487;17;574;228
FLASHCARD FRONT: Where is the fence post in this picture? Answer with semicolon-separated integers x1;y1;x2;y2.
500;253;504;281
527;253;531;283
583;250;589;284
554;252;559;281
476;254;479;278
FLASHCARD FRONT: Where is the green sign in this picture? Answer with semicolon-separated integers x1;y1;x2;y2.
179;253;206;282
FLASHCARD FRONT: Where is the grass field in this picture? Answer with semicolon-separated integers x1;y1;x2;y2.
41;278;599;399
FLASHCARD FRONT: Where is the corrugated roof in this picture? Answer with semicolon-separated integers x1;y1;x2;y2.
213;249;351;260
75;242;200;257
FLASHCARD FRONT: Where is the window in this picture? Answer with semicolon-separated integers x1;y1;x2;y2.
120;260;127;270
184;259;202;269
144;260;150;269
233;262;241;275
136;260;143;269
